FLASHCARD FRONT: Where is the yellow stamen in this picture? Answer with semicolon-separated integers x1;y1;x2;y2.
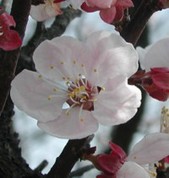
48;95;52;100
50;65;54;69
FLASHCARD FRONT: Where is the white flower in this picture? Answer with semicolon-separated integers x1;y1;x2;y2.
11;31;141;139
118;133;169;178
30;0;63;21
135;38;169;101
87;133;169;178
137;38;169;71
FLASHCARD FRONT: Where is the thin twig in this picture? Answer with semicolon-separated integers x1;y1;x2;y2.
69;165;94;178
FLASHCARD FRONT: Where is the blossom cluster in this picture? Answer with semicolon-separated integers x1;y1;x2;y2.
30;0;133;23
84;133;169;178
4;0;169;178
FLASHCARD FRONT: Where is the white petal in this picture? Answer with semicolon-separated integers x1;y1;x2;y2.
38;107;99;139
138;38;169;71
33;37;90;82
86;0;113;8
85;31;124;52
30;4;56;21
92;78;141;125
127;132;169;164
117;162;150;178
84;31;138;85
136;46;148;70
10;70;67;122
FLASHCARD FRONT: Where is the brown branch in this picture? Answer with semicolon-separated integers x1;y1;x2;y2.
120;0;162;46
0;0;31;116
111;1;160;153
46;136;93;178
0;1;43;178
18;8;81;74
31;0;45;5
69;165;94;178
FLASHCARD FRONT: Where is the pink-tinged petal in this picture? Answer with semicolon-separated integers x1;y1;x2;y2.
151;67;169;73
0;30;22;51
81;2;100;12
146;87;168;101
97;175;112;178
0;11;16;27
38;107;98;139
116;0;134;7
113;6;124;22
97;143;126;174
117;162;150;178
86;0;115;8
163;155;169;163
0;11;22;51
10;70;67;122
33;37;87;82
84;32;138;85
127;133;169;164
139;38;169;71
85;31;122;54
97;154;122;174
30;2;62;21
99;46;138;78
100;7;116;24
152;73;169;90
93;78;141;125
109;142;126;160
54;0;64;2
130;67;169;101
82;0;133;24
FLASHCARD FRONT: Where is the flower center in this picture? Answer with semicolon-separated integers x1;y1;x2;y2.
66;78;98;111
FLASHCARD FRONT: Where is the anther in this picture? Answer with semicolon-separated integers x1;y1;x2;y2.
38;75;42;78
48;96;52;100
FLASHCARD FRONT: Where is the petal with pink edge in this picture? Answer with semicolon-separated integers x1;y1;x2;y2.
116;0;134;7
86;0;115;8
100;7;116;24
